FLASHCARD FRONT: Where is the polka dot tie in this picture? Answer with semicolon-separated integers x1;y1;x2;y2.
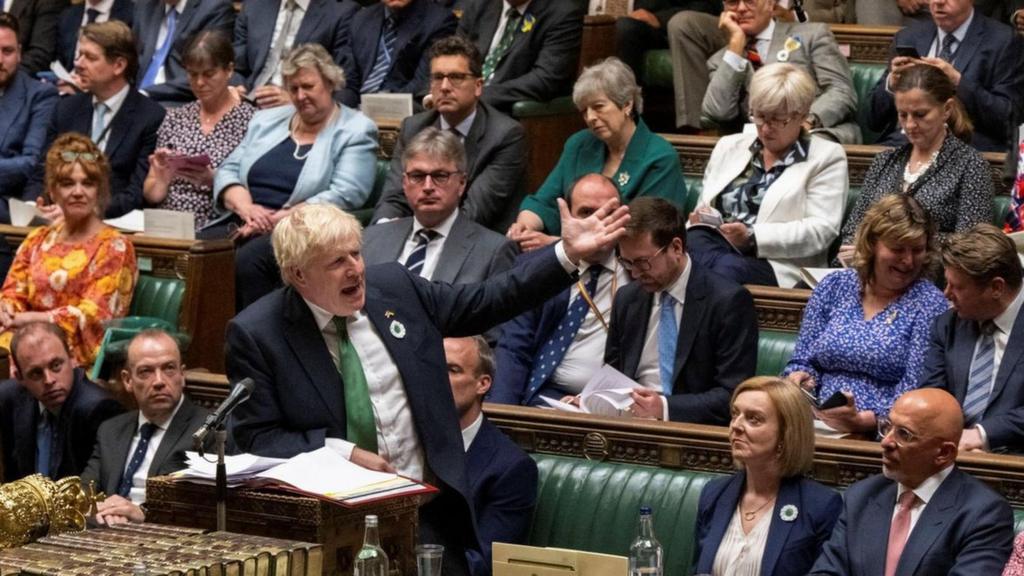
117;422;157;497
525;266;603;395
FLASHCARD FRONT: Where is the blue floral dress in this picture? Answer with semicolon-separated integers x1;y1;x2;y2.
783;268;948;418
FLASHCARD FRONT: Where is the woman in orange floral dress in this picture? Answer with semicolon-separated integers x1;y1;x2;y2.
0;133;137;371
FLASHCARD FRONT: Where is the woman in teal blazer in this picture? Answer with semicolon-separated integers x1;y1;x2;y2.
508;58;687;247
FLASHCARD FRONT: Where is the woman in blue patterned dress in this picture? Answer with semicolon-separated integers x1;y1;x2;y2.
783;194;949;434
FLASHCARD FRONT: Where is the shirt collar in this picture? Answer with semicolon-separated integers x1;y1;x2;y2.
897;464;954;505
662;257;691;306
87;0;115;17
439;108;477;139
303;296;365;333
461;412;484;451
502;0;531;17
750;135;810;168
993;285;1024;336
164;0;187;16
755;19;775;43
413;207;459;239
138;394;184;430
93;83;130;114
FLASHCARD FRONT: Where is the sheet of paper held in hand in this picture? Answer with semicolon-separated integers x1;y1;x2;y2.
8;198;50;227
539;365;640;416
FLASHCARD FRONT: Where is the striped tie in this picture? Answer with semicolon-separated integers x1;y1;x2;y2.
361;16;397;94
404;229;438;276
963;323;996;424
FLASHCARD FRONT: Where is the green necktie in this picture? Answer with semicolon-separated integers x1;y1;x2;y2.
482;7;522;83
333;317;378;454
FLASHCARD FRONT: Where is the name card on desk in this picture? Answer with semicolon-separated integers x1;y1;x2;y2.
494;543;627;576
362;93;414;123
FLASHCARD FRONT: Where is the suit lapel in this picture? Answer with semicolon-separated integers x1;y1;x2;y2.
251;0;282;76
282;288;345;430
988;306;1024;410
381;219;413;263
0;74;27;151
103;91;137;160
950;16;983;72
761;478;799;576
864;484;898;576
147;401;196;476
623;290;654;379
141;3;165;63
952;318;979;401
915;26;935;62
13;391;38;477
897;470;960;576
175;0;200;44
475;1;502;57
73;95;93;136
673;266;709;388
696;473;746;571
767;21;793;63
295;0;328;46
107;413;139;492
433;214;473;284
465;105;487;178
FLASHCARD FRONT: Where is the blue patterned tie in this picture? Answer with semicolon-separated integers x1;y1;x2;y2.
36;411;55;477
117;422;157;497
361;15;397;94
140;8;178;89
963;323;995;425
525;266;603;393
658;292;678;395
938;34;957;62
404;229;438;277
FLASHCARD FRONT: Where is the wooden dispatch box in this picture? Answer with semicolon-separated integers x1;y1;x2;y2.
145;477;418;576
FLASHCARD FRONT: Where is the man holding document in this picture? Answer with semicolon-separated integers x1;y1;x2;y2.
226;199;628;575
605;197;758;425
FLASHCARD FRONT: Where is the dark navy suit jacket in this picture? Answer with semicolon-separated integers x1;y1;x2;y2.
0;71;57;203
340;0;457;108
0;368;124;482
809;467;1014;575
604;263;758;425
465;418;537;576
232;0;359;90
133;0;235;103
226;245;576;576
694;473;841;576
26;89;165;217
55;0;134;72
867;13;1024;152
921;304;1024;453
457;0;584;111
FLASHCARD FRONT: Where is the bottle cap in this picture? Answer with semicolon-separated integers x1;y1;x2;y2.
639;506;652;515
365;514;379;526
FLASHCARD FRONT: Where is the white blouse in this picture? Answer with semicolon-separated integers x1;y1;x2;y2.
711;506;772;576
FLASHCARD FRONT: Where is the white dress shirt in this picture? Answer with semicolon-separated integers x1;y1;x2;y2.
255;0;309;87
124;395;184;504
722;20;776;73
79;0;117;25
92;84;130;151
635;258;690;390
305;298;426;481
152;0;188;85
461;412;484;452
396;209;458;281
551;252;630;394
894;464;955;536
929;10;974;58
487;0;533;55
712;507;771;576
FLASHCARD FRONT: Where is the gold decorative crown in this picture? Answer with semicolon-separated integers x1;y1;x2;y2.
0;475;100;548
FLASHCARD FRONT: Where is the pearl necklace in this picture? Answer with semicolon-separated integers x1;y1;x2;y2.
903;148;940;187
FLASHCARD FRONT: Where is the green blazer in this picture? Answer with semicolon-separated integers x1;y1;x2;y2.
519;118;688;234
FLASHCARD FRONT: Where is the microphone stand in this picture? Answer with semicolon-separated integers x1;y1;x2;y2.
215;426;228;532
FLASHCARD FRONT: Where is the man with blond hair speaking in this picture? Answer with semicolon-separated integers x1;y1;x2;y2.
226;200;627;575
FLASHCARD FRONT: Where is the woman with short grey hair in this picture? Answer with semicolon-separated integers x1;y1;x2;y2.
280;43;346;91
508;57;686;250
688;63;848;288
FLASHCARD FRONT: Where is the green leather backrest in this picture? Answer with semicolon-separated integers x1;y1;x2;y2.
130;274;184;328
994;195;1011;227
641;49;674;89
849;62;887;145
529;454;719;575
512;96;578;118
351;159;391;227
683;176;703;216
757;329;799;376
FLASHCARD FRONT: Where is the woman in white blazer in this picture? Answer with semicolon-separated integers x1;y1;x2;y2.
689;63;848;288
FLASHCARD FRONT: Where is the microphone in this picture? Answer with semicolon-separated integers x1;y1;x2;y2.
192;377;255;451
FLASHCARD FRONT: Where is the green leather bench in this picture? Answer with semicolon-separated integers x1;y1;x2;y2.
530;453;1024;576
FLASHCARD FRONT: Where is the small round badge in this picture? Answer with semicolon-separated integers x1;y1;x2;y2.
389;320;406;339
780;504;799;522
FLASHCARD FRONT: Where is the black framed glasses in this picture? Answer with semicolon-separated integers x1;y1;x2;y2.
617;245;667;272
404;170;463;185
429;72;476;86
59;151;99;163
877;417;928;446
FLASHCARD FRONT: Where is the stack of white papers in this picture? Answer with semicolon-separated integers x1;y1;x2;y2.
170;447;435;507
539;365;640;416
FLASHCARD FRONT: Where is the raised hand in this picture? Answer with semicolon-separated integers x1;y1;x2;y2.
559;197;630;265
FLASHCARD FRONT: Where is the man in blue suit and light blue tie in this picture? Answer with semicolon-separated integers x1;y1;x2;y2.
445;336;536;576
492;174;630;406
133;0;234;104
809;388;1014;576
921;224;1024;454
340;0;456;109
226;199;629;576
0;13;57;216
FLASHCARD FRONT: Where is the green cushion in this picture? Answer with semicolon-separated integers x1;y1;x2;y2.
757;329;798;376
641;49;674;89
511;96;577;118
850;62;887;145
530;454;718;576
352;159;390;227
683;176;703;217
994;195;1011;228
130;274;184;328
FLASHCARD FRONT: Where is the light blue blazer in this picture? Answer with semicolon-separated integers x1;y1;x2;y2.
211;103;378;227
